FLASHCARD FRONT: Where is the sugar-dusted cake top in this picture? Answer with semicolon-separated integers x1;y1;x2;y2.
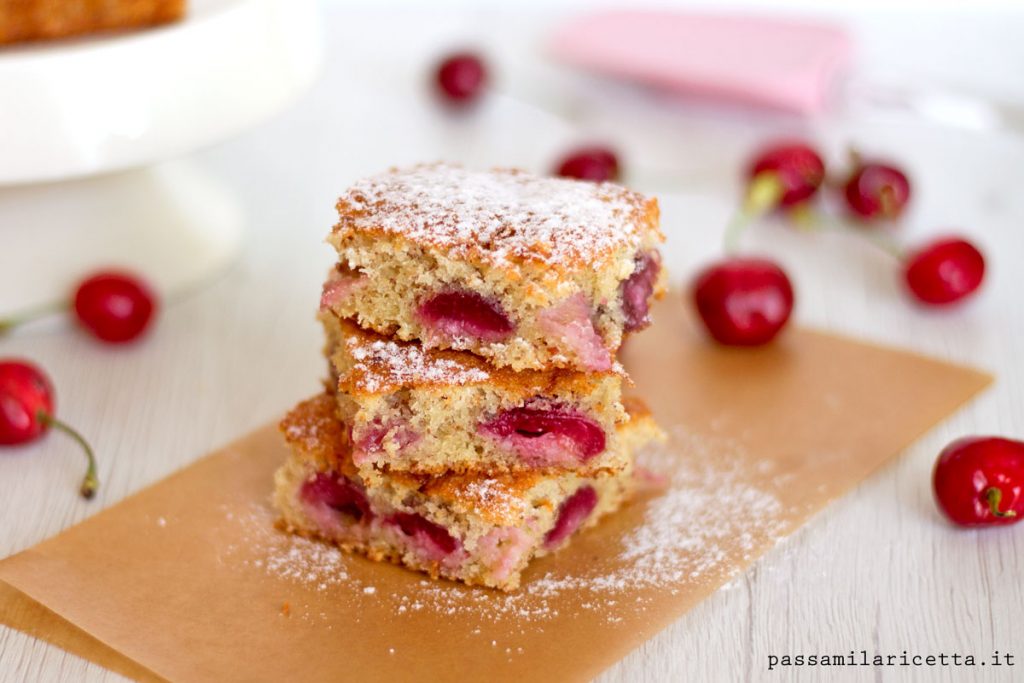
327;316;622;396
334;318;493;394
333;163;659;270
346;335;492;393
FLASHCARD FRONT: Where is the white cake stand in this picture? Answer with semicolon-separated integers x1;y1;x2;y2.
0;0;323;315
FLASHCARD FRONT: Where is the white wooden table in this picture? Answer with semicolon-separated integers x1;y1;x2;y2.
2;5;1023;681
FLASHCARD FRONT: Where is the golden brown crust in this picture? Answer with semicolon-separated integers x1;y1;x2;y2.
0;0;185;45
278;393;354;478
332;163;662;275
621;395;653;421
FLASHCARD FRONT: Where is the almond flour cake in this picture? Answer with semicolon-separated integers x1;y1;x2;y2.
323;163;667;372
322;311;631;477
273;393;662;591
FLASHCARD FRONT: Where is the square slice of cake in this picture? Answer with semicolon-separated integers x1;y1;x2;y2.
322;311;631;478
273;392;662;591
323;163;666;372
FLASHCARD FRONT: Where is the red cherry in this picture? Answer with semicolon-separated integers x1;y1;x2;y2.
543;485;598;549
620;251;661;332
387;512;460;557
933;437;1024;527
417;290;514;343
0;359;98;498
481;406;606;465
555;146;620;182
73;271;157;343
0;359;53;445
692;258;794;346
747;142;825;208
903;237;985;306
844;162;911;221
435;53;487;104
300;472;373;523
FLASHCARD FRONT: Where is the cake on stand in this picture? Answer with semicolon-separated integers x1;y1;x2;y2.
0;0;323;315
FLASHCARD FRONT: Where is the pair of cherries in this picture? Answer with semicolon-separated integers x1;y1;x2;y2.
0;271;157;499
695;142;985;347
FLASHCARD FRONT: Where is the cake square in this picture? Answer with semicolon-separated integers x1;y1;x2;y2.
321;310;631;477
322;163;666;372
273;392;662;591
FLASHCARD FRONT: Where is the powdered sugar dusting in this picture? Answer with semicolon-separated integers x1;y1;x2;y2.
334;163;651;270
387;427;790;621
458;477;532;522
347;336;490;393
235;426;792;626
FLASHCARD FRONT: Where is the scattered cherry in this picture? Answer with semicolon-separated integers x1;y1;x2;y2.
746;142;826;209
555;146;620;182
0;269;157;343
903;237;985;306
73;271;157;343
844;161;911;221
692;258;794;346
435;53;487;104
0;359;98;499
933;436;1023;527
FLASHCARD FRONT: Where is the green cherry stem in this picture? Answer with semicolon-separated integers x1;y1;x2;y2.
723;172;785;254
985;487;1017;518
857;229;906;260
37;411;99;499
0;300;67;336
812;214;906;260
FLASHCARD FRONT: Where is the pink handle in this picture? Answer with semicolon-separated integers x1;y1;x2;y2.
550;11;852;114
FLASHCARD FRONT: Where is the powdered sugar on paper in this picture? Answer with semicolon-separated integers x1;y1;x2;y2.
234;426;790;626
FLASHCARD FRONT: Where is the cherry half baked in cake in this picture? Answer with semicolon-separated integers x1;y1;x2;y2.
480;406;606;468
323;163;666;372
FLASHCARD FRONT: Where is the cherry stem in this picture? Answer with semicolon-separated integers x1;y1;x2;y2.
847;147;863;169
37;411;99;500
0;300;68;336
878;185;897;218
812;214;906;260
723;172;784;254
985;487;1017;518
857;230;905;260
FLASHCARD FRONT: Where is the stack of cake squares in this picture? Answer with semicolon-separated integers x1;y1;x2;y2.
273;163;667;591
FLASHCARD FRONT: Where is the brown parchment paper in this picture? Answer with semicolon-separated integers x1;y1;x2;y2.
0;300;991;683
